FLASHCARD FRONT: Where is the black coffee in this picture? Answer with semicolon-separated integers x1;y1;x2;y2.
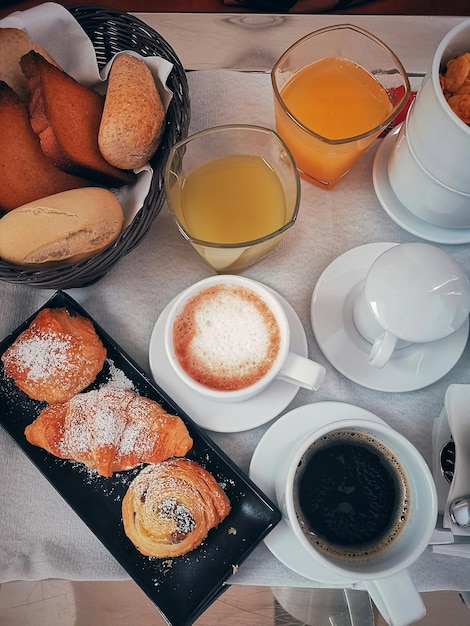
294;429;410;561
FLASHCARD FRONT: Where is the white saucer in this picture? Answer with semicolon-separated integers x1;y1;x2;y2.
249;401;387;584
310;243;469;393
372;125;470;245
149;285;307;433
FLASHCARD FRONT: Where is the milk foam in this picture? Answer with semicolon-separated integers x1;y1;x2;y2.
173;285;281;391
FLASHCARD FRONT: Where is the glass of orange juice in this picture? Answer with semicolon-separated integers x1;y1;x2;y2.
272;24;411;190
164;124;300;273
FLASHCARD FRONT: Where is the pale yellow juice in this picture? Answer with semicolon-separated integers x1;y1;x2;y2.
275;56;393;187
174;154;287;244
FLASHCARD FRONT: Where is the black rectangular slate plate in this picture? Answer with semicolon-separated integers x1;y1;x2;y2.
0;291;281;626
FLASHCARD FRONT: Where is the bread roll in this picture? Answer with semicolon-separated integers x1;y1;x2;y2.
0;187;124;265
98;54;165;170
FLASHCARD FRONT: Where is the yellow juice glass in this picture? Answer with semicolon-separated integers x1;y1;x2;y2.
164;124;300;273
272;25;411;190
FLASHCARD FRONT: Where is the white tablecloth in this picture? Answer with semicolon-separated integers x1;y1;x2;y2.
1;70;469;591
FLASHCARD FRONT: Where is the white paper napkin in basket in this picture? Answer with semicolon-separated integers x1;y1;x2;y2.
433;384;470;558
0;2;174;228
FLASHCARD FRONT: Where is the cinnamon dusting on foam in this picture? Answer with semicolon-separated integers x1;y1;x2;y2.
173;284;281;391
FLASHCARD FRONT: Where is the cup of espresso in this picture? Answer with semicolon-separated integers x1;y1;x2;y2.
275;416;438;626
352;242;470;368
163;275;326;402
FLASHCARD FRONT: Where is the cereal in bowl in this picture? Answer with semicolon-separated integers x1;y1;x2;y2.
440;52;470;124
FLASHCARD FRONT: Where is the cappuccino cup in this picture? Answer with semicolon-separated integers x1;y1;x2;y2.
164;275;326;402
275;416;438;626
352;243;470;368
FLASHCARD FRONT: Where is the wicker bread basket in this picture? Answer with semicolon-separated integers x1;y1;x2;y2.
0;4;190;289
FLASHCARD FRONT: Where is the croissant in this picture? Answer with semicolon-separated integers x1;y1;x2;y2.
122;458;231;558
2;307;106;404
24;387;193;477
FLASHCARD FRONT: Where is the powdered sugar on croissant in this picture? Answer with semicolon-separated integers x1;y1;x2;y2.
24;387;193;476
2;307;106;404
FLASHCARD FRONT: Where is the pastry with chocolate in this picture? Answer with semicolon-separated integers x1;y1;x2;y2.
122;458;231;558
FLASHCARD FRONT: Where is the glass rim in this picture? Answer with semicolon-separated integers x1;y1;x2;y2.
271;23;412;146
164;123;301;248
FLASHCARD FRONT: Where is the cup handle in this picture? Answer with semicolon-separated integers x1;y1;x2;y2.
365;571;426;626
276;352;326;391
369;330;398;368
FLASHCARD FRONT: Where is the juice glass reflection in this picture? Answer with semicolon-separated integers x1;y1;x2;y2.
272;24;411;189
164;124;300;273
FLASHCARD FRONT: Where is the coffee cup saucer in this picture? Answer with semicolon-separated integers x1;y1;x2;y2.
372;125;470;245
148;285;307;433
249;401;387;584
310;242;469;393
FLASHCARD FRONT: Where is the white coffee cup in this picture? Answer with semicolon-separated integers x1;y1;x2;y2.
164;275;326;402
275;416;438;626
404;18;470;194
352;243;470;368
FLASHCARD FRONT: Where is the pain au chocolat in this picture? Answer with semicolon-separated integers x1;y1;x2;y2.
24;386;193;477
2;307;106;404
122;458;231;558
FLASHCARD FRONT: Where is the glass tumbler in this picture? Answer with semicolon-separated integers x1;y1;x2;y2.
271;24;411;189
164;124;300;273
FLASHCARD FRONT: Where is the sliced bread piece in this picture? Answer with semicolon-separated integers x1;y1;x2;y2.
0;27;60;101
0;81;90;212
20;51;134;187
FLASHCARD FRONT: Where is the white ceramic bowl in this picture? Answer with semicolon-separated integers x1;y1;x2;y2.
388;118;470;228
405;18;470;193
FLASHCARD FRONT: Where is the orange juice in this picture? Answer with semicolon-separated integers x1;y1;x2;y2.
275;56;393;187
173;154;287;244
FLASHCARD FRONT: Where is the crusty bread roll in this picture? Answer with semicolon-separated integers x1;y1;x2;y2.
98;54;165;170
0;187;124;265
0;27;60;101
